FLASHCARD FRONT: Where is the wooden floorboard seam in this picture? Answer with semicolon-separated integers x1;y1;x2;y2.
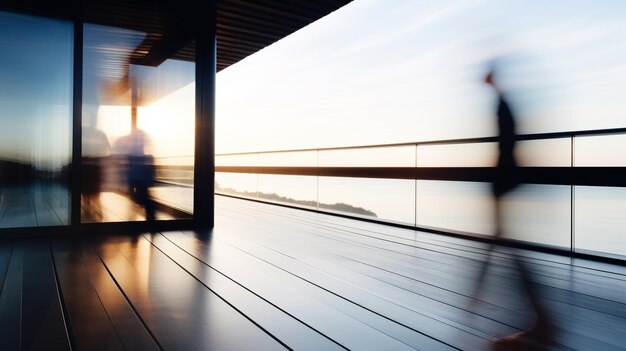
141;233;297;351
219;198;626;277
218;206;621;330
180;230;464;350
49;240;79;350
91;241;166;351
214;198;626;350
155;232;351;351
0;244;14;299
218;204;626;300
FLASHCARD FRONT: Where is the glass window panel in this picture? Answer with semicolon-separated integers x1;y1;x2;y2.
501;184;571;247
258;151;317;167
257;175;317;208
82;24;194;223
215;172;257;199
216;154;258;167
417;139;571;167
152;157;194;214
575;186;626;258
416;180;493;235
319;177;415;224
319;146;415;167
517;139;571;167
416;181;571;247
417;143;496;167
0;12;72;228
574;134;626;166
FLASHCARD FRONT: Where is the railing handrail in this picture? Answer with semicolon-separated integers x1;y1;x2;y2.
215;126;626;156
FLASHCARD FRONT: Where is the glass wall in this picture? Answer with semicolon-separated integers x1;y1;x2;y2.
82;24;195;222
0;12;73;228
574;135;626;257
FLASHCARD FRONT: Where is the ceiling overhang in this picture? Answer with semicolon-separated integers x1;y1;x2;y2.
0;0;352;71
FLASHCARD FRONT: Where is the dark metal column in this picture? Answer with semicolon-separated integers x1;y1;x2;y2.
194;0;216;228
70;18;83;226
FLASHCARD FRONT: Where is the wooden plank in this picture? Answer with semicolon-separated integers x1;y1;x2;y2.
21;240;71;350
0;244;22;351
290;210;626;315
94;235;288;351
220;197;626;307
166;231;457;351
187;227;492;350
51;238;126;351
78;241;160;351
0;243;13;296
143;232;347;351
212;197;626;351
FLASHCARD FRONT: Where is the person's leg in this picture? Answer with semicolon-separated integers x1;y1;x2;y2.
470;196;503;303
492;223;556;350
512;253;555;338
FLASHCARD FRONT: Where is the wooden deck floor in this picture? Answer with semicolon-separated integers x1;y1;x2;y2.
0;196;625;350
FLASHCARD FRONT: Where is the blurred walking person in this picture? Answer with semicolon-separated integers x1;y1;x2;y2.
473;65;556;351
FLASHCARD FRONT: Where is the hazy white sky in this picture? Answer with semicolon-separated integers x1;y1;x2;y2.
215;0;626;154
3;1;626;168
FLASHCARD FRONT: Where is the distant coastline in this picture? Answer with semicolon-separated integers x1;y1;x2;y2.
215;183;377;217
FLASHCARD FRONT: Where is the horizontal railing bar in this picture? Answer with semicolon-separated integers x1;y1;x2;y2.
215;126;626;156
216;166;626;187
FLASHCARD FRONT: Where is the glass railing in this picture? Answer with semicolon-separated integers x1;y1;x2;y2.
216;127;626;260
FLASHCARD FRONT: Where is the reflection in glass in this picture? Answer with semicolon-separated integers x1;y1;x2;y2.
82;24;194;222
0;12;72;228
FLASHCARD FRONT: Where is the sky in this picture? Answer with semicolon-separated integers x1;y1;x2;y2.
215;0;626;154
3;1;626;168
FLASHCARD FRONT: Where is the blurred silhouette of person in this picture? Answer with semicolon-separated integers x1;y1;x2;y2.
113;126;156;221
472;65;556;350
81;105;110;222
